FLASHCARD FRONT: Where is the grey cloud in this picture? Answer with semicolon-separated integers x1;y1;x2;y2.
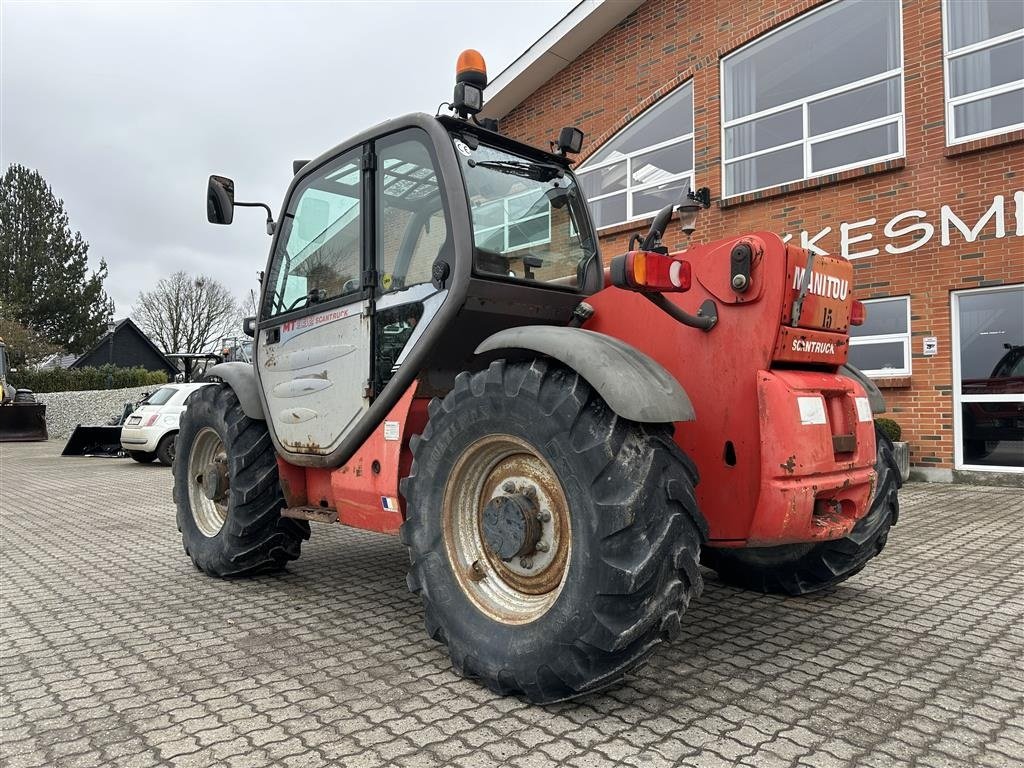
1;0;574;314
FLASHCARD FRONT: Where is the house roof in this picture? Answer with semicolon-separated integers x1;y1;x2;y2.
71;318;176;373
480;0;645;121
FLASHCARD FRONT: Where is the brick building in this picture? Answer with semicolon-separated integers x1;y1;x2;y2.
481;0;1024;481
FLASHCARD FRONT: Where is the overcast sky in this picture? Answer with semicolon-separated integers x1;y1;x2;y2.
1;0;575;316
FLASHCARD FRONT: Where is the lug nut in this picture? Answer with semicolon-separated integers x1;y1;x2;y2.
520;557;533;569
524;486;538;500
540;511;551;523
535;541;549;553
502;481;516;493
469;560;486;581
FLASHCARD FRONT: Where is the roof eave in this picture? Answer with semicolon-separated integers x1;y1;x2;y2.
480;0;645;121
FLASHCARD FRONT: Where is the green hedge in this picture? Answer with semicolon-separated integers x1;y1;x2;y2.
9;365;168;393
874;417;902;443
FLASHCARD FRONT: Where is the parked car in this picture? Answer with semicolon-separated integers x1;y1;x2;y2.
121;383;210;465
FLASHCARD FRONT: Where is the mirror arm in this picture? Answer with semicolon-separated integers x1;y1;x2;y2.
234;201;276;235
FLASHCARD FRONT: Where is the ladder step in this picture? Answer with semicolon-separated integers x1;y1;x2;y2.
281;506;337;524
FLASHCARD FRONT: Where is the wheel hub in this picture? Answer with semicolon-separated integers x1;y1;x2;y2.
443;434;572;624
201;459;228;502
482;493;541;561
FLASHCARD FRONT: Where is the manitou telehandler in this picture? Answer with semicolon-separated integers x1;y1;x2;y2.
181;50;900;703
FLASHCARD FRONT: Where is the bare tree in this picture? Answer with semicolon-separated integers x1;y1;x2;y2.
132;272;241;354
245;288;258;318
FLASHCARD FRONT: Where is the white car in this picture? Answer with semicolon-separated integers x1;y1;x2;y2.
120;383;210;465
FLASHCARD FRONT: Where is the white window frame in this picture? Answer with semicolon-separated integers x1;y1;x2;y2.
848;296;912;378
951;284;1024;473
942;0;1024;146
720;0;905;199
576;83;694;231
473;190;551;252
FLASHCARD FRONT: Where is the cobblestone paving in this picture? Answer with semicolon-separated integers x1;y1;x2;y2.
1;440;1022;767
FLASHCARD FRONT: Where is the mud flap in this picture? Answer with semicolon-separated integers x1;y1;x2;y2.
0;404;48;442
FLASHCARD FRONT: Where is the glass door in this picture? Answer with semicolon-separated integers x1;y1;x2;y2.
952;285;1024;472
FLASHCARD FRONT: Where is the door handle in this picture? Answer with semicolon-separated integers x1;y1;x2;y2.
266;327;281;344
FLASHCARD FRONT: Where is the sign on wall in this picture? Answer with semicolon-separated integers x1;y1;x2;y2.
780;191;1024;259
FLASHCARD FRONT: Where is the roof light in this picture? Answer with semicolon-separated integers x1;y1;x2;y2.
610;251;692;293
454;49;487;118
456;49;487;87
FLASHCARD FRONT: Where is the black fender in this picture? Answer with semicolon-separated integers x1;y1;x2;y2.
475;326;694;423
839;364;886;414
204;362;264;420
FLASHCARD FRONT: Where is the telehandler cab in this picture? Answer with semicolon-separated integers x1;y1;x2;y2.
181;50;900;703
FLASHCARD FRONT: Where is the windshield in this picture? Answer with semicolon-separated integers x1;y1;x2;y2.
453;137;597;289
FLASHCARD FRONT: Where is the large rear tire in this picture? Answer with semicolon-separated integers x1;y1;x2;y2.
701;424;901;595
401;360;706;703
173;384;309;577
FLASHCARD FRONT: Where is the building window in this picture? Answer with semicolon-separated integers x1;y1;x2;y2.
848;297;911;377
943;0;1024;145
575;81;693;230
473;190;552;253
721;0;903;198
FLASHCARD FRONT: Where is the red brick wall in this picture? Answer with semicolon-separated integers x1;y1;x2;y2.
498;0;1024;472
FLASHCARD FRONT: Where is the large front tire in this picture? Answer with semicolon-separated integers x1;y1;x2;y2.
702;424;901;595
401;360;706;703
173;384;309;577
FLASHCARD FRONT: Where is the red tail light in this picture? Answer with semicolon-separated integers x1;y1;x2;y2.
850;300;867;326
144;413;160;427
611;250;692;293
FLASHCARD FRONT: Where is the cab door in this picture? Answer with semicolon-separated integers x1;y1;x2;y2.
256;147;372;456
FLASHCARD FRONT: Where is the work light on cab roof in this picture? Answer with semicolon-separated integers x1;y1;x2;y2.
453;49;487;118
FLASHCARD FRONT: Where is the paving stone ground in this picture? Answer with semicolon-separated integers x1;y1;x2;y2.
1;440;1022;768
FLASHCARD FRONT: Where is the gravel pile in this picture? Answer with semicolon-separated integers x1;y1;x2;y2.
34;386;156;439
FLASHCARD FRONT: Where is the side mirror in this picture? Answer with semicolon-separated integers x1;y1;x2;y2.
207;175;235;225
242;317;256;338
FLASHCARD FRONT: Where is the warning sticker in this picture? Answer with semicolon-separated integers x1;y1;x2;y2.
383;421;400;441
855;397;872;423
797;396;827;426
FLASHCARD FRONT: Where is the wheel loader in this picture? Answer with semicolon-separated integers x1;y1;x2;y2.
179;50;901;703
0;338;48;442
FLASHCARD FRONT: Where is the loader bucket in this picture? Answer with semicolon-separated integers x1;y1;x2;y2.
62;424;123;456
0;403;49;442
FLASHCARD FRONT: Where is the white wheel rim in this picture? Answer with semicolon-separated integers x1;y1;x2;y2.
443;434;571;625
188;427;229;537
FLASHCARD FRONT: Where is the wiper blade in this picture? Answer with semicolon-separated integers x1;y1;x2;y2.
467;158;564;182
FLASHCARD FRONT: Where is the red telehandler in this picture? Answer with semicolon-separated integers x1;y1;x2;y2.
179;51;900;703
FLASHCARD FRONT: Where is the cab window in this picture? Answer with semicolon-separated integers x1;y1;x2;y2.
454;138;596;289
376;132;450;292
265;150;362;317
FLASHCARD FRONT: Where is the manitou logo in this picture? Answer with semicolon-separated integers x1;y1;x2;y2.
792;267;849;300
792;339;836;355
